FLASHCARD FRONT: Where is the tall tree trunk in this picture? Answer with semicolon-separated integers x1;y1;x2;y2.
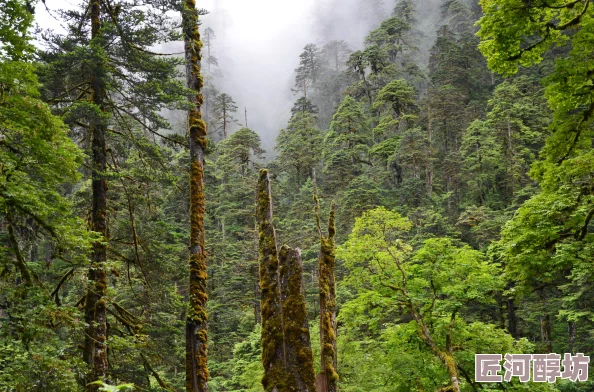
279;246;317;392
84;0;109;388
257;169;287;391
183;1;209;390
316;204;338;392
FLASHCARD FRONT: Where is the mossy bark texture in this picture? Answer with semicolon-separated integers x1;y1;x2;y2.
257;170;286;391
316;204;338;392
84;0;108;389
183;0;209;390
257;170;316;392
279;246;317;392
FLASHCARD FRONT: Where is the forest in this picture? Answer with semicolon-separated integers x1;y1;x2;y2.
1;0;593;390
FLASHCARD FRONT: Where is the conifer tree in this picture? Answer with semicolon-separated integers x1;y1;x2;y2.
38;0;188;384
83;0;109;386
212;92;238;139
276;112;323;189
294;44;323;99
203;27;218;71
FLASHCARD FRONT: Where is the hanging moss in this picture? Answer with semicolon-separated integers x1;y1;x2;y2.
278;246;317;392
317;203;338;391
183;0;209;390
256;169;287;392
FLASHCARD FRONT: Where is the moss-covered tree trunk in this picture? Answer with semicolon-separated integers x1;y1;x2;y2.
83;0;108;389
279;246;317;392
256;169;286;391
183;1;209;390
412;307;460;392
316;204;338;392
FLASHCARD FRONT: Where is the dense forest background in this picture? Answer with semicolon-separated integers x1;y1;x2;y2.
1;0;594;390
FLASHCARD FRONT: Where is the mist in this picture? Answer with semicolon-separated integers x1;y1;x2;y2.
34;0;416;154
192;0;393;153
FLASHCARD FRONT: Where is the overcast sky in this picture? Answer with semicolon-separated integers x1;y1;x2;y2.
34;0;387;153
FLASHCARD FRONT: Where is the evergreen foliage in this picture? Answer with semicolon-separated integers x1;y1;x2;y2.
2;0;594;390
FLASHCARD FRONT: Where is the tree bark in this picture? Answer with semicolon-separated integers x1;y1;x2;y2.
257;169;287;391
84;0;109;388
279;246;317;392
412;310;460;392
316;204;338;392
183;1;209;390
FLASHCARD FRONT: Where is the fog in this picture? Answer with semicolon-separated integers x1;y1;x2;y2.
196;0;391;152
34;0;404;153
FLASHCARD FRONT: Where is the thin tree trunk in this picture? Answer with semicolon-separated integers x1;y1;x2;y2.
222;106;227;138
257;169;287;391
84;0;109;388
183;0;209;390
279;246;316;392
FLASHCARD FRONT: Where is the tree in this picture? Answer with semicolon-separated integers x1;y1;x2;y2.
422;20;492;214
208;128;264;353
202;27;218;72
460;119;504;206
38;0;188;386
323;96;372;191
321;40;351;72
278;245;317;391
0;5;92;389
217;127;265;177
479;0;594;354
84;0;110;384
0;0;34;60
294;44;323;99
0;8;90;287
463;76;549;204
291;97;319;118
372;79;418;137
338;207;505;391
256;170;316;392
212;93;238;139
256;169;285;391
182;0;209;390
275;111;323;189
